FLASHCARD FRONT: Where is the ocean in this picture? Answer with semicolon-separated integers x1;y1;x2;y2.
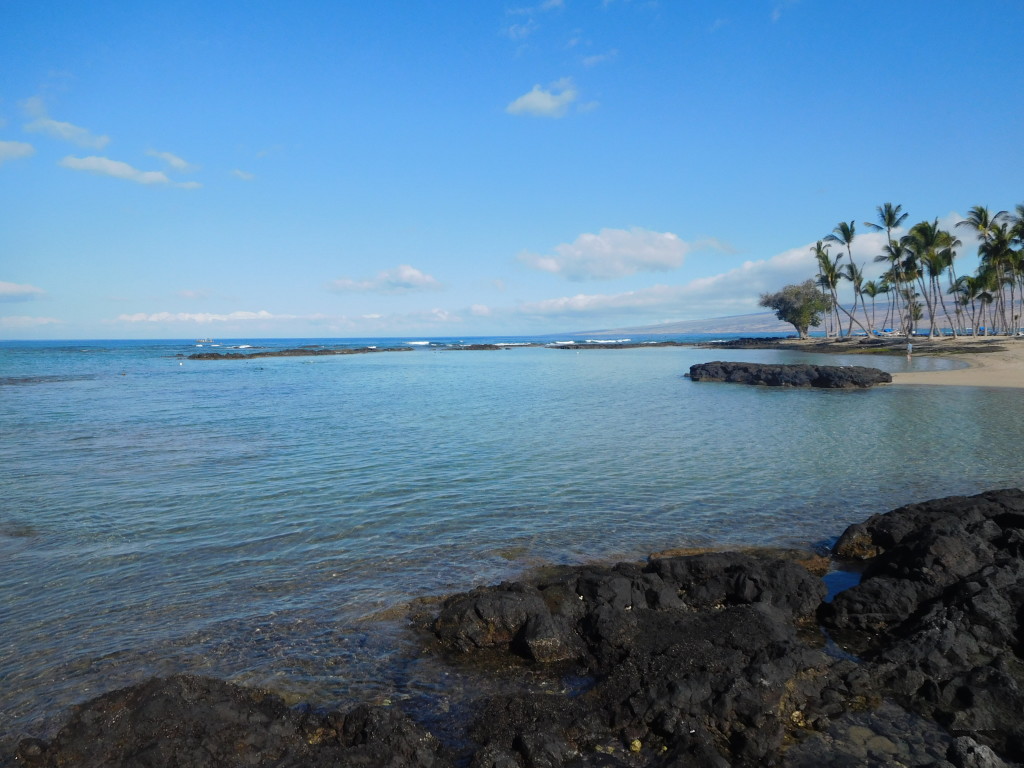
2;335;1022;747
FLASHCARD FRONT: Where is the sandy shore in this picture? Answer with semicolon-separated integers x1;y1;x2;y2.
888;336;1024;389
700;334;1024;388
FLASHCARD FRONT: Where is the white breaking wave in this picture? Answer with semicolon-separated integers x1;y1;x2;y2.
405;341;431;346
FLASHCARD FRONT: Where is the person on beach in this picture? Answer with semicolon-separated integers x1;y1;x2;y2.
907;340;913;358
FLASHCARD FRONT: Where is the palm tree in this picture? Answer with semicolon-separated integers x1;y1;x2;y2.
903;220;961;337
875;279;894;331
950;274;982;335
843;261;873;335
865;202;909;243
813;241;843;337
862;280;887;332
824;220;872;336
874;238;912;335
957;205;1008;243
978;223;1017;333
814;239;869;338
958;205;1014;333
864;203;909;328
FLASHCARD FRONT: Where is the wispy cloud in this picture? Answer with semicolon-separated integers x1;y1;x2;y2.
22;96;109;149
147;149;197;172
0;140;35;165
117;310;292;324
0;315;60;329
0;281;46;302
505;18;539;40
60;155;171;185
772;0;799;22
582;49;618;67
510;237;867;321
329;265;442;293
232;169;255;181
506;77;578;118
519;227;707;280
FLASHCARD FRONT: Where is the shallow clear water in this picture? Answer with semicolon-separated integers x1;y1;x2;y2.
1;336;1019;745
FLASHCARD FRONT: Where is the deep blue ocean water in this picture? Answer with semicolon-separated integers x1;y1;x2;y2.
2;334;1021;744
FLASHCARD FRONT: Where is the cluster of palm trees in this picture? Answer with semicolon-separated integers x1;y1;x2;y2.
811;202;1024;338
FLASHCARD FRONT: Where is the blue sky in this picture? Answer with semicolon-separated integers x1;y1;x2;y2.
2;0;1022;339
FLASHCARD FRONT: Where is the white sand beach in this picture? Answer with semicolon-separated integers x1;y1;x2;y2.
891;337;1024;389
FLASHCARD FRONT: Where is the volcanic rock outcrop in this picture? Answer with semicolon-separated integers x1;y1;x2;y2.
14;489;1024;767
688;361;892;388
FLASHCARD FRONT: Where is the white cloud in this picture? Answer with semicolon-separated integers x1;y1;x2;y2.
0;141;35;165
582;49;617;67
506;77;578;118
0;281;45;301
22;97;109;149
0;315;60;328
505;19;538;39
117;310;291;323
147;150;197;172
470;304;492;317
329;265;442;293
60;155;171;185
510;237;866;321
519;227;702;280
516;285;683;318
232;169;255;181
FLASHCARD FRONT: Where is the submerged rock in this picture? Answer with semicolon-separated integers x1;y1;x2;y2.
15;674;451;768
14;489;1024;767
688;361;892;388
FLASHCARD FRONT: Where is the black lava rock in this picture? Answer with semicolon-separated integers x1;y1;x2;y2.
688;361;892;388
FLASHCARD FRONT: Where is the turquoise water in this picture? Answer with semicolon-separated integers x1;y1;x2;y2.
1;336;1020;744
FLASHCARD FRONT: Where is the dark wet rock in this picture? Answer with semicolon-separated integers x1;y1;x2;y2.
15;674;451;768
549;342;687;349
687;361;892;388
16;488;1024;767
189;346;413;360
696;336;789;348
822;489;1024;761
434;551;832;765
783;701;970;767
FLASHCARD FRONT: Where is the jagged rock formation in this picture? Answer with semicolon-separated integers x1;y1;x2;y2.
688;361;892;388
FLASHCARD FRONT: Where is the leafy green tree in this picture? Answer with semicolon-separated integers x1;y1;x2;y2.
759;279;834;339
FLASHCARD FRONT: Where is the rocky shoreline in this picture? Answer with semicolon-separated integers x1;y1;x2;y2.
698;335;1012;357
10;489;1024;767
186;346;415;360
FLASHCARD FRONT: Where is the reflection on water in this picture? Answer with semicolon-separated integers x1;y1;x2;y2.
0;339;1018;746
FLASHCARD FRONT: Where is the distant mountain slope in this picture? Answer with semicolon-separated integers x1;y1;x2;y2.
575;312;796;336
